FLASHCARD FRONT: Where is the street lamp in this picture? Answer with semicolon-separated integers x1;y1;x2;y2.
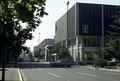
67;1;69;6
66;1;69;60
66;1;69;46
39;33;41;44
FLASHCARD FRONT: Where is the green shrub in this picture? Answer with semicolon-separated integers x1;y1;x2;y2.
117;63;120;66
105;66;116;69
100;59;107;67
93;58;107;68
109;62;117;66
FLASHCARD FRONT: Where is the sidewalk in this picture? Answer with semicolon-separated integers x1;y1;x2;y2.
0;68;21;81
85;65;120;72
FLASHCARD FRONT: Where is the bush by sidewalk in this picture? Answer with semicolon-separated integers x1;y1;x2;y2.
105;66;117;69
93;58;107;68
117;63;120;67
93;58;120;69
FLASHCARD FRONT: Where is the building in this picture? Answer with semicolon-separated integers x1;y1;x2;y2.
34;39;54;61
55;3;117;62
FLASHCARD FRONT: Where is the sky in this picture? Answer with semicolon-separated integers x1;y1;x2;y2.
25;0;120;51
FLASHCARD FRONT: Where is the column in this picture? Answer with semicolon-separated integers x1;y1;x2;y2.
79;37;83;61
76;36;79;63
45;49;47;61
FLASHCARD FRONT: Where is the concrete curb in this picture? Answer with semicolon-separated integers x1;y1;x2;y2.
40;62;50;64
86;66;120;72
18;68;24;81
99;68;120;72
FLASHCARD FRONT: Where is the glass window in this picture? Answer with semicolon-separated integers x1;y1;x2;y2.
83;25;89;33
55;25;57;31
84;37;99;47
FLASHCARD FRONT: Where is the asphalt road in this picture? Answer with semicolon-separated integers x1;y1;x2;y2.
20;65;120;81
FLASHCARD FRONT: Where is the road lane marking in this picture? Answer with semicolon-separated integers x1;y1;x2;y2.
18;68;24;81
77;72;98;78
48;72;61;78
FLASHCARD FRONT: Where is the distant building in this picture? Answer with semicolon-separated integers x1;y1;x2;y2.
55;3;117;62
34;39;54;61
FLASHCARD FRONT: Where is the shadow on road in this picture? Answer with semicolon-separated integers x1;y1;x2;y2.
0;69;8;71
0;62;77;69
17;62;75;69
18;63;52;69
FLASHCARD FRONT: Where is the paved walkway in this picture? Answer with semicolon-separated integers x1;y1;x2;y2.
0;68;20;81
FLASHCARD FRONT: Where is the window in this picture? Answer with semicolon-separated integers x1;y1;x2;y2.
83;25;89;33
84;37;99;47
55;25;57;31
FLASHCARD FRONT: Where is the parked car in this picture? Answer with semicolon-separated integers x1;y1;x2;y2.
107;58;119;66
50;60;75;67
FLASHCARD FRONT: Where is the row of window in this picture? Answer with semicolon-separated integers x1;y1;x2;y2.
83;37;99;47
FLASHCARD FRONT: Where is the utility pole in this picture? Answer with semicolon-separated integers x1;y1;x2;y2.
2;0;7;81
2;24;6;81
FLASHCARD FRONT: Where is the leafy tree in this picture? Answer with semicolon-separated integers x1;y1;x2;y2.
34;48;42;59
0;0;47;63
54;44;72;60
28;52;34;61
24;47;34;61
105;7;120;60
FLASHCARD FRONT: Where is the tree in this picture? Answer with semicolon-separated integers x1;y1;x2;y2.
105;6;120;61
0;0;47;80
0;0;48;62
53;43;72;60
34;48;42;59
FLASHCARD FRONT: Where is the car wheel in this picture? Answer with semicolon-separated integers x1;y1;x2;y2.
67;65;71;67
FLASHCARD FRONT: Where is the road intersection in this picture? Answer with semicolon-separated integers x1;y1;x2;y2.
0;63;120;81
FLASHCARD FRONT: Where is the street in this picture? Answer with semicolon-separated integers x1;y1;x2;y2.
0;62;120;81
19;63;120;81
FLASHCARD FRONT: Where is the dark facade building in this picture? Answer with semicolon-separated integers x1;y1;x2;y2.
55;3;117;62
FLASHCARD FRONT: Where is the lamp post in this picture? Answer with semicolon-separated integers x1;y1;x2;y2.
39;33;40;44
38;33;41;60
66;1;69;60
